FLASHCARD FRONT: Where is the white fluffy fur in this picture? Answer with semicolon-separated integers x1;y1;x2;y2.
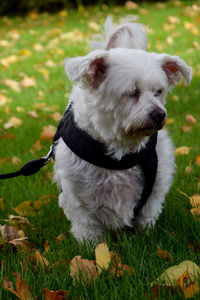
54;17;192;243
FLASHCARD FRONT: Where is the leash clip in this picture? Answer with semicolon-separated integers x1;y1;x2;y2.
42;144;54;164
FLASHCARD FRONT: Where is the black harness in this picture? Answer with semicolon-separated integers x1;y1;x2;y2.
54;105;158;219
0;105;158;219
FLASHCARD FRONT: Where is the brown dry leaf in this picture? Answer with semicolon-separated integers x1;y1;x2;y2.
95;242;111;273
34;195;51;211
1;55;18;67
50;112;62;122
0;224;20;240
70;255;98;284
185;163;192;175
190;194;200;208
40;125;57;141
14;200;36;216
56;233;65;243
177;270;199;299
182;125;192;132
44;240;50;252
34;250;50;269
109;251;133;277
196;155;200;167
43;288;69;300
157;247;172;261
174;146;190;156
4;273;33;300
3;78;21;92
4;116;23;129
0;197;4;211
185;114;196;125
9;237;32;252
21;76;36;88
30;140;42;153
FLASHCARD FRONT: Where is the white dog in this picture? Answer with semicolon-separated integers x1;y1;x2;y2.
54;17;192;243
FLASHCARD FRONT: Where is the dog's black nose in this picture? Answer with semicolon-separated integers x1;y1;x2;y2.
149;109;166;125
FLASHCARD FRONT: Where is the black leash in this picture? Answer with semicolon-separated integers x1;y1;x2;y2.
0;145;53;180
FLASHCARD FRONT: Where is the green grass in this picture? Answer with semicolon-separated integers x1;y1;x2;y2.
0;1;200;299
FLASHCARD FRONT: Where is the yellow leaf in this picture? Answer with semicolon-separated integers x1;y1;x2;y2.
12;156;21;165
190;195;200;208
190;207;200;216
45;60;55;67
166;118;174;125
153;260;200;286
14;201;36;216
19;49;32;56
27;110;38;118
196;155;200;167
50;112;62;122
167;16;180;24
88;22;100;31
38;68;49;80
174;146;190;156
125;1;138;9
1;55;18;67
4;117;23;129
33;44;44;52
59;10;68;17
95;242;111;273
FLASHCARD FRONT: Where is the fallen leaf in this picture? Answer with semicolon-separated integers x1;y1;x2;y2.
196;155;200;167
45;60;55;67
166;118;174;125
50;112;62;122
88;22;100;31
38;68;50;80
125;1;138;9
21;76;36;88
30;140;42;153
109;251;133;277
33;44;44;52
44;240;50;252
185;114;196;125
43;288;69;300
168;16;180;24
190;207;200;216
4;116;23;129
190;194;200;208
1;55;18;67
70;256;98;284
3;78;21;92
12;156;22;165
0;197;4;211
177;270;199;299
95;242;111;273
19;49;32;56
14;201;36;216
56;233;65;243
0;94;11;106
0;224;20;240
4;273;33;300
34;250;50;269
153;260;200;286
182;125;192;132
40;125;56;141
157;247;172;261
27;110;38;118
174;146;190;156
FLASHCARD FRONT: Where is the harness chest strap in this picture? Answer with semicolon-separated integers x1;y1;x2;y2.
54;105;158;219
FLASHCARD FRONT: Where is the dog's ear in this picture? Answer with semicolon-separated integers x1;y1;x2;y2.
64;50;108;88
157;54;192;87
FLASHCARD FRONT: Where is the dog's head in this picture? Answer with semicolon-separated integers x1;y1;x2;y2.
64;19;192;157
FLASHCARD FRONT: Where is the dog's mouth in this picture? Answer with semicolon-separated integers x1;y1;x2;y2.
125;119;166;137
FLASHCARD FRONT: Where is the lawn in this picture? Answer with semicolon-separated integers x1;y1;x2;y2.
0;1;200;299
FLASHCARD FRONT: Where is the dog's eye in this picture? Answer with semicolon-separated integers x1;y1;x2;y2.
130;88;140;99
155;89;162;97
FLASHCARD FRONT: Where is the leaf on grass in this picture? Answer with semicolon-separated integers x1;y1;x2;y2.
34;250;50;269
70;256;98;284
177;270;199;299
4;116;23;129
153;260;200;286
56;233;66;243
4;273;33;300
185;114;196;125
14;201;36;216
50;112;62;122
27;110;39;118
30;140;42;153
157;247;173;261
43;288;69;300
0;94;11;106
12;156;22;165
190;194;200;208
109;251;133;277
3;78;21;92
0;224;22;240
0;197;4;211
125;1;138;9
190;207;200;217
182;125;193;132
19;49;32;57
38;68;50;80
44;240;50;252
40;125;57;141
1;55;18;68
21;76;36;88
95;242;111;273
174;146;190;156
196;155;200;167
